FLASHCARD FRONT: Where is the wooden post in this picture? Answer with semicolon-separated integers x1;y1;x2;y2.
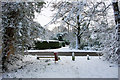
54;52;58;63
72;52;75;61
87;54;90;60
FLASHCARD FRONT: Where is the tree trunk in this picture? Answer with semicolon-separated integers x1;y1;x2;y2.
2;27;15;71
76;15;81;49
112;1;120;41
112;1;120;64
68;24;69;33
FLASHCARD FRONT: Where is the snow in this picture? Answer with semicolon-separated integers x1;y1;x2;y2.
112;0;118;2
35;38;60;42
0;74;2;80
26;46;101;53
2;55;118;78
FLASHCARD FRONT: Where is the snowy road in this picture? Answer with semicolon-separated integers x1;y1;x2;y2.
2;55;118;78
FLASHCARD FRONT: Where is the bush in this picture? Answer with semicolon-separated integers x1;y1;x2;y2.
79;43;86;49
34;40;62;50
59;41;65;47
62;41;65;47
93;41;101;46
51;37;58;40
64;40;70;45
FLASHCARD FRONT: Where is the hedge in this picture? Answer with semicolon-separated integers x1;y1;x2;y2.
34;40;63;50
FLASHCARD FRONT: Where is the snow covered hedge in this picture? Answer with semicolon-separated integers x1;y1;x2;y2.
33;40;64;50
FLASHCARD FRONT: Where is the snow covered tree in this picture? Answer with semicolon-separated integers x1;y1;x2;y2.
51;0;111;50
0;17;2;67
50;0;120;63
90;0;120;63
112;0;120;63
2;2;45;71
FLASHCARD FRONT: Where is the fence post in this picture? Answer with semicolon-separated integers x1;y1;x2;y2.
72;52;75;61
54;52;58;63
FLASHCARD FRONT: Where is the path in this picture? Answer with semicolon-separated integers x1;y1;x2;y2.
2;55;118;78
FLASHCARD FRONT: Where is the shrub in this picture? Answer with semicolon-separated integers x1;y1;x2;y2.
62;41;65;47
34;40;62;50
64;40;70;45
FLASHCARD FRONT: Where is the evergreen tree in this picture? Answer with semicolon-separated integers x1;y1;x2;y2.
2;1;45;71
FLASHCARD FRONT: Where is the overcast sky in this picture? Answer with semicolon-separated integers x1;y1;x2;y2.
34;0;62;31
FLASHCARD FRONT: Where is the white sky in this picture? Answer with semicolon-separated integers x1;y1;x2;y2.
34;0;62;31
34;0;74;31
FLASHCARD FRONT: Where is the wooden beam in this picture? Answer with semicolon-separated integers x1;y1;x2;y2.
25;51;102;56
37;57;55;59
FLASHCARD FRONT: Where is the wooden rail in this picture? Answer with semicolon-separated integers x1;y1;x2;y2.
25;51;102;56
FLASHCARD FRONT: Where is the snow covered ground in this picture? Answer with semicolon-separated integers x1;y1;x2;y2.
2;55;118;78
0;73;2;80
